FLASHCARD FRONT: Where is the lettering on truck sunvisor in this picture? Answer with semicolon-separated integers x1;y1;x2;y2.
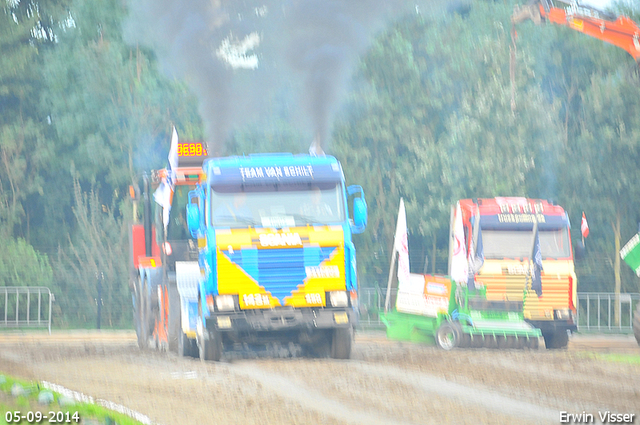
481;214;568;231
241;165;314;179
208;164;343;188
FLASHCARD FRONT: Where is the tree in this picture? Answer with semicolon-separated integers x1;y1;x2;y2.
563;72;640;296
0;237;53;288
0;1;57;239
34;0;201;252
334;3;563;285
54;180;129;327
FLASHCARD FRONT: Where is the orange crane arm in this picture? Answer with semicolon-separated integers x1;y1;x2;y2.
513;0;640;62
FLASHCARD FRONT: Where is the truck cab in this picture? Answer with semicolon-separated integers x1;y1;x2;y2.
130;139;207;357
456;197;577;349
187;153;367;360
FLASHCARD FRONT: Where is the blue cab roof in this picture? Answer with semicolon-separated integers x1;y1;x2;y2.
203;154;344;188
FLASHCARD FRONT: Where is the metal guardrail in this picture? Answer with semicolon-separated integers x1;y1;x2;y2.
359;287;389;329
0;286;53;334
576;292;640;333
358;288;640;334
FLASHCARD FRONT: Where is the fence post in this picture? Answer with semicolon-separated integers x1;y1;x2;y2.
96;272;103;330
37;290;41;326
48;289;52;335
588;294;591;329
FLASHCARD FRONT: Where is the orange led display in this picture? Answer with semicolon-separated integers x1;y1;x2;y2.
177;142;207;157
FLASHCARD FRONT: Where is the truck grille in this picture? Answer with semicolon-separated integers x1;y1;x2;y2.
222;246;337;302
480;274;571;320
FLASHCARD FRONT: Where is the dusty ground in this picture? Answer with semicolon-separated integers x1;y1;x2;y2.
0;331;638;425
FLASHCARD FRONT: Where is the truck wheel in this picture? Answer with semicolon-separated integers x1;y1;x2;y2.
435;322;461;350
331;326;353;359
189;338;199;357
178;330;189;357
178;326;199;358
543;330;569;349
197;302;223;361
134;276;150;350
198;328;223;361
167;282;181;354
633;302;640;347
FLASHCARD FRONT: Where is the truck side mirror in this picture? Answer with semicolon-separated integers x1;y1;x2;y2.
186;203;200;237
348;185;367;235
353;198;367;234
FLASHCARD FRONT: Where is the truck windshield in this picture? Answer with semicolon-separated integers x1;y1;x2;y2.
167;185;194;240
210;183;345;228
482;228;571;259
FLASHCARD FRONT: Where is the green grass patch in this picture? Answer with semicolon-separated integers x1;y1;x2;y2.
577;351;640;365
0;374;149;425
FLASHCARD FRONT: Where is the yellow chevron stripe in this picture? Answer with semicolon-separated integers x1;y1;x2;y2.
283;246;346;307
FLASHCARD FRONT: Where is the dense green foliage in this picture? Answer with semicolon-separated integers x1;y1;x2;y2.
334;2;640;291
0;0;639;327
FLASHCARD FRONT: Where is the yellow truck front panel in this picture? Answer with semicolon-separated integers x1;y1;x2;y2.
215;226;346;309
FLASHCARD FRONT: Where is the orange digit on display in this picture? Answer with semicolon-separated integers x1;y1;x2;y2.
177;144;183;156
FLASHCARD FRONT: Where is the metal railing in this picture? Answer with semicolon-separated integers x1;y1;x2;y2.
359;287;391;329
576;292;639;333
358;288;640;334
0;286;53;334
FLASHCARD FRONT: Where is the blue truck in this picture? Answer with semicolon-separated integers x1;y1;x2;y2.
186;153;367;360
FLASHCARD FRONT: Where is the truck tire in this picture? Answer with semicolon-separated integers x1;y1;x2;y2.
331;326;353;359
178;310;199;359
178;331;187;357
633;302;640;347
197;302;223;361
435;321;462;350
167;282;181;354
178;330;198;358
134;276;150;350
543;329;569;349
198;328;223;361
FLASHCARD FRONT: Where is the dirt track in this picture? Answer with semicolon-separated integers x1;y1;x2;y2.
1;331;639;425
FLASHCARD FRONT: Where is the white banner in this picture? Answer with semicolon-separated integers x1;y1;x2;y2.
450;201;468;283
394;198;411;288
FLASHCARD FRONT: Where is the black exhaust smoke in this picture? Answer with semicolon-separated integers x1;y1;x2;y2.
124;1;417;154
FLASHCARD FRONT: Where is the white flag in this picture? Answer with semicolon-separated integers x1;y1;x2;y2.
153;181;172;227
153;126;179;228
450;202;468;283
394;198;410;286
168;126;179;187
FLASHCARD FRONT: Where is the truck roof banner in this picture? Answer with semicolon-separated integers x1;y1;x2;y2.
621;233;640;276
208;163;344;189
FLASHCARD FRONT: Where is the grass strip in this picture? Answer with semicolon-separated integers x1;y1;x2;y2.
0;374;151;425
576;351;640;365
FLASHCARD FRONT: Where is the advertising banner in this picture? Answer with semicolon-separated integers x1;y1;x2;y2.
396;274;451;318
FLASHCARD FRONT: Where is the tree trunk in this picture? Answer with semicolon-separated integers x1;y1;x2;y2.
612;213;621;326
431;233;437;275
